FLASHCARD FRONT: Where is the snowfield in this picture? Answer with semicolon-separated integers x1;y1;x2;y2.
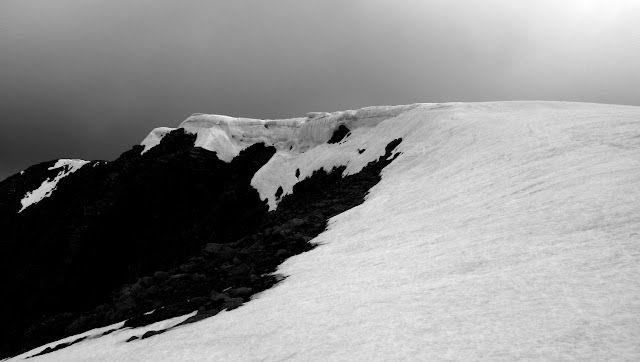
13;102;640;360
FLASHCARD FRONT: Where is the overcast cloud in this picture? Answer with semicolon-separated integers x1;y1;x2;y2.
1;0;639;179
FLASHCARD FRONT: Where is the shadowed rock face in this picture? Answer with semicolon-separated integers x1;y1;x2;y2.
0;128;402;358
327;124;351;144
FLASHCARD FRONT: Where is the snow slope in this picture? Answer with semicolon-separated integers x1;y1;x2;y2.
14;102;640;360
19;159;89;212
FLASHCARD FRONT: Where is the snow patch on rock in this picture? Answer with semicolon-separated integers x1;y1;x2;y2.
19;159;89;212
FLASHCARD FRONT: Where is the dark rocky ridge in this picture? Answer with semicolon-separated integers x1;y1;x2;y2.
0;129;274;357
0;126;402;358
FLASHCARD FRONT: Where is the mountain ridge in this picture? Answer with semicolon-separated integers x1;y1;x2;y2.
0;105;407;358
3;101;640;360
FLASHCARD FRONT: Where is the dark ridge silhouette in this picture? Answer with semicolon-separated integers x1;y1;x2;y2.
1;130;403;359
327;124;351;144
0;129;275;358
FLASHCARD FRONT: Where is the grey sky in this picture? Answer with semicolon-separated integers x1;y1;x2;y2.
1;0;639;180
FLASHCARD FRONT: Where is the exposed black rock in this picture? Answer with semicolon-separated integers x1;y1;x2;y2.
3;133;403;359
227;287;252;298
0;129;275;358
100;328;118;336
327;124;351;144
0;159;71;239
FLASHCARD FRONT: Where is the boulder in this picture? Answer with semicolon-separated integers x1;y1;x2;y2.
227;287;252;299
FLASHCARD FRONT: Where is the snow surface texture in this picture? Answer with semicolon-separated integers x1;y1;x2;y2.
19;159;89;212
15;102;640;360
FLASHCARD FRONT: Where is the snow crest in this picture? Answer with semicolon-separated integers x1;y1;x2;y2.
142;104;419;209
19;159;89;212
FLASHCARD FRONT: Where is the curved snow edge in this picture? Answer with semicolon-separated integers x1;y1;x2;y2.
139;104;421;210
140;104;420;158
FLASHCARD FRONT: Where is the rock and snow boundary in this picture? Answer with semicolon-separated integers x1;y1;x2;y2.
18;159;89;212
18;104;415;214
141;104;418;210
3;105;411;359
10;101;640;361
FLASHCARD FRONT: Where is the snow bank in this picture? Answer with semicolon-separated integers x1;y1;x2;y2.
19;159;89;212
19;101;640;360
